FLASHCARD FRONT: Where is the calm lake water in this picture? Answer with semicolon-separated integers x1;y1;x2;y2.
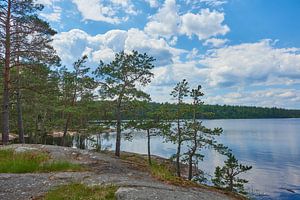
81;118;300;200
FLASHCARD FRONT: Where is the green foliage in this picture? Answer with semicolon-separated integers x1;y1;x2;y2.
39;161;83;172
0;149;83;173
94;50;155;102
167;79;191;177
212;153;252;194
119;102;300;120
150;160;177;181
0;149;48;173
93;50;155;156
44;183;117;200
170;79;190;104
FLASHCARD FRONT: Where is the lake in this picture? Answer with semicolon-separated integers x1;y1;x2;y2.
80;118;300;200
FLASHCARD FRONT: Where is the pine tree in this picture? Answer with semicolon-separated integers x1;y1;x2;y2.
169;79;189;177
60;56;96;146
212;153;252;194
94;51;155;157
128;100;169;165
0;0;58;144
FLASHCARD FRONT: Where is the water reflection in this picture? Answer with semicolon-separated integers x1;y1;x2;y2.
77;118;300;200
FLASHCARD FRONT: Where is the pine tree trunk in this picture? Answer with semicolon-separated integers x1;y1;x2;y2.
176;118;181;177
188;154;193;180
62;114;71;146
115;106;121;157
17;65;25;144
2;72;10;145
147;129;152;165
2;0;11;145
229;178;234;191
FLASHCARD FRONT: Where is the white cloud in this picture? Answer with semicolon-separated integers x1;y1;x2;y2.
35;0;53;6
52;29;300;108
203;38;228;48
36;0;62;22
40;5;62;22
199;39;300;87
145;0;160;8
52;28;185;67
144;0;179;39
180;9;229;40
72;0;120;24
205;89;300;108
144;1;229;42
199;0;227;7
71;0;137;24
110;0;138;15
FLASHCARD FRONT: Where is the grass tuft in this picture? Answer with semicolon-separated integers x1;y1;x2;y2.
0;149;83;173
39;161;83;172
0;149;49;173
118;152;197;187
43;183;118;200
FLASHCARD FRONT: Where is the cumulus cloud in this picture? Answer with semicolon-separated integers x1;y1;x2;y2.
36;0;62;22
144;0;179;39
205;89;300;108
52;28;300;108
200;39;300;87
203;38;228;48
40;5;62;22
35;0;54;6
144;0;229;41
52;28;185;67
180;9;229;40
145;0;160;8
199;0;227;7
71;0;137;24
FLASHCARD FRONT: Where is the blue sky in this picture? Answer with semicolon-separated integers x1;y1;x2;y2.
37;0;300;108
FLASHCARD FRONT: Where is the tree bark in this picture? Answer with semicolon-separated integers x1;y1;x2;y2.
188;154;193;180
61;114;71;146
16;64;25;144
62;82;77;146
115;105;121;157
176;117;181;177
2;0;11;145
147;129;152;165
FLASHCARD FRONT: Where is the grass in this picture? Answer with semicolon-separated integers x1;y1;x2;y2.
43;183;118;200
149;160;198;187
119;152;197;187
0;149;83;173
118;152;247;199
39;161;83;172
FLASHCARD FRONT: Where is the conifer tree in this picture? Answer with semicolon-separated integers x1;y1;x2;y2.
212;153;252;194
169;79;189;177
0;0;58;144
94;51;155;157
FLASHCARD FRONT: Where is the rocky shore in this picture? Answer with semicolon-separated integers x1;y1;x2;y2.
0;144;243;200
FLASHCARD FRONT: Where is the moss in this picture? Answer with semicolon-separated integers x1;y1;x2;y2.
43;183;118;200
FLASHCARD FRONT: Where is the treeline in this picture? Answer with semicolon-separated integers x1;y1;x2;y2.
93;101;300;120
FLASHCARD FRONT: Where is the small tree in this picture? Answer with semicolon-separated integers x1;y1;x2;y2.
182;85;227;181
212;153;252;194
183;121;224;181
60;56;96;146
169;79;190;177
128;101;169;165
94;51;155;157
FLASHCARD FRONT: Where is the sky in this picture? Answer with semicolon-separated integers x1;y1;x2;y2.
36;0;300;109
